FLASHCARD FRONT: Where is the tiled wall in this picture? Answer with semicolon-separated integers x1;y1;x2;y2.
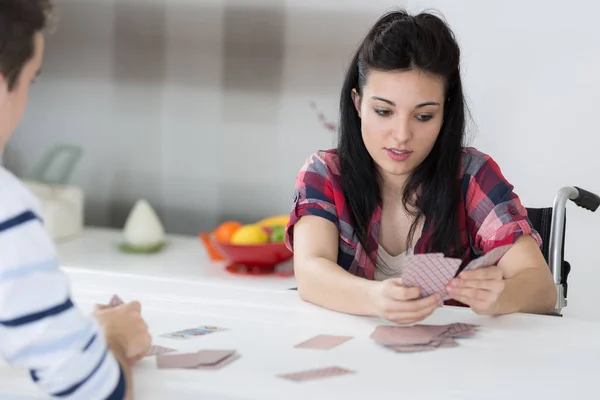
6;0;407;234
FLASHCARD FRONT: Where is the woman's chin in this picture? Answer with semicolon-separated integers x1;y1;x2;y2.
378;165;414;181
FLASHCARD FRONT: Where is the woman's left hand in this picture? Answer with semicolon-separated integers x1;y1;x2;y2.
446;267;505;315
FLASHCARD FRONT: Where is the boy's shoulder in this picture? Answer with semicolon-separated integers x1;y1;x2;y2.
0;167;40;220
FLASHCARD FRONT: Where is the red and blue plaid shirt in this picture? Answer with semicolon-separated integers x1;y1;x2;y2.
285;147;542;282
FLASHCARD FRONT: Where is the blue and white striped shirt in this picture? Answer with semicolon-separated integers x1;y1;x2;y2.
0;167;125;399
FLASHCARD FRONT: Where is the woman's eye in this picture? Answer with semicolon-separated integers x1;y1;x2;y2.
417;114;434;122
374;108;392;117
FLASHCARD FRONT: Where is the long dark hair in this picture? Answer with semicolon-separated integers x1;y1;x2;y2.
337;9;466;259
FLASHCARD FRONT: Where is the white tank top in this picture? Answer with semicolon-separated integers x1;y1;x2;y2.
374;245;413;281
375;218;423;281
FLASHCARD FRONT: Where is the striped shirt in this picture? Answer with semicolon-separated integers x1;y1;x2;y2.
0;167;126;399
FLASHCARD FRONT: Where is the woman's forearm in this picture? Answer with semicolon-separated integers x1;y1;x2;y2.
295;256;380;316
496;268;557;315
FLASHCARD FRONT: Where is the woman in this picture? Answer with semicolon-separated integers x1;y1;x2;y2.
285;9;556;325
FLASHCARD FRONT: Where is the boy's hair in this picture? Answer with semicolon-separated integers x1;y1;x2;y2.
0;0;52;91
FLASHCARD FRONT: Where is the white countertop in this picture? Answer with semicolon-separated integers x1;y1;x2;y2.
2;269;599;400
56;227;297;292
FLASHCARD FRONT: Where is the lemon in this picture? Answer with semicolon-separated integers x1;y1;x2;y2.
256;215;290;228
230;224;269;245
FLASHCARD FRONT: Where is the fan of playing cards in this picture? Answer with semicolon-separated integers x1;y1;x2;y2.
402;245;512;300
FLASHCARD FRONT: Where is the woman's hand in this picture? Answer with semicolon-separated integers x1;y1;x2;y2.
369;278;442;324
446;266;505;314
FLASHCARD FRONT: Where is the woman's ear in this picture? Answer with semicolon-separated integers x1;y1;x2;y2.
351;88;362;118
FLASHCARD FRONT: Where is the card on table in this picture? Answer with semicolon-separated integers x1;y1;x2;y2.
389;337;459;352
278;366;354;382
370;324;451;346
146;345;176;357
402;255;462;299
440;322;478;338
371;323;479;353
294;334;353;350
160;325;227;340
388;343;439;352
196;353;241;370
156;349;238;370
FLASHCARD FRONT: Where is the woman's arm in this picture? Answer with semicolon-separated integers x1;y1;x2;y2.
293;215;440;323
496;235;557;313
292;215;379;315
452;150;557;315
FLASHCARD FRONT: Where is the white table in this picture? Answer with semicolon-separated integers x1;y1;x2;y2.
2;269;600;400
56;227;297;291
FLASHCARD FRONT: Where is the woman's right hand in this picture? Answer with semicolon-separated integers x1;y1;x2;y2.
369;278;442;324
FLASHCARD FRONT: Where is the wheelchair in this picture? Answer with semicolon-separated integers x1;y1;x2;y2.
527;186;600;315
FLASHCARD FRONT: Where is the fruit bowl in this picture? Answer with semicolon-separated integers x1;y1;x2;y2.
199;216;293;276
199;232;293;276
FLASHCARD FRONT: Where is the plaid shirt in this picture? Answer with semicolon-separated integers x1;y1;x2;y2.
285;147;542;283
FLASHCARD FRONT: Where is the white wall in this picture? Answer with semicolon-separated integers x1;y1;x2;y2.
408;0;600;321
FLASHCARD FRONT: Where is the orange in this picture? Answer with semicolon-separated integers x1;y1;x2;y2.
214;221;242;243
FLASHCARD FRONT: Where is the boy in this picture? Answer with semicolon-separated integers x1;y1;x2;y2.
0;1;151;398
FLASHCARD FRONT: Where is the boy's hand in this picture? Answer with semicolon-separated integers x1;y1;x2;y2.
93;301;152;363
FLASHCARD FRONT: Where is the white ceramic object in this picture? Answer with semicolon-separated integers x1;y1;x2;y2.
24;180;84;242
122;199;165;248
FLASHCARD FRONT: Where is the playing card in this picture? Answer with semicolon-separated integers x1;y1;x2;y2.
372;323;478;353
156;350;237;369
196;353;241;370
402;255;462;299
387;335;459;352
370;324;451;346
157;353;205;369
195;350;236;365
146;345;176;357
425;253;446;258
108;295;124;308
294;335;353;350
458;245;513;275
388;343;440;352
437;337;460;347
160;325;227;340
278;366;354;382
448;329;476;338
440;323;479;338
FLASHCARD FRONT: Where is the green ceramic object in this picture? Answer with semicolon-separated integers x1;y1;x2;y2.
118;241;166;254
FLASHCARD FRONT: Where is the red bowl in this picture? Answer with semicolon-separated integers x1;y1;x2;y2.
210;237;293;268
